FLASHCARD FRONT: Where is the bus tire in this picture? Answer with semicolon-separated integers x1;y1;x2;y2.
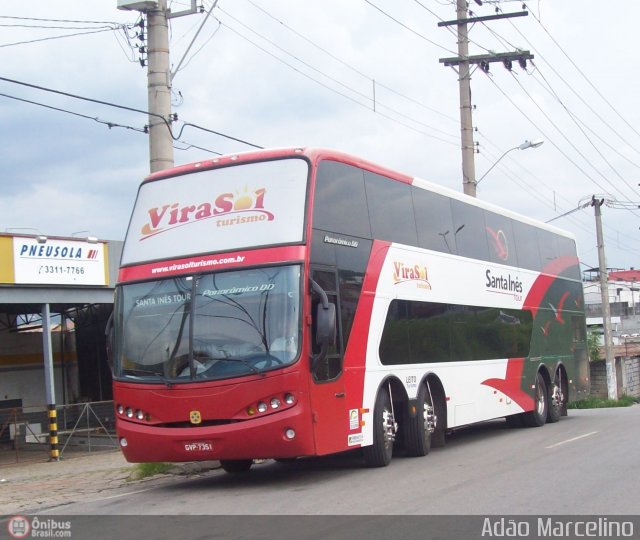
523;373;548;428
405;384;432;457
547;371;565;423
220;459;253;473
363;389;395;467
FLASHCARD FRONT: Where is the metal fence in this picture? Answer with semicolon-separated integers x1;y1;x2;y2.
0;400;117;465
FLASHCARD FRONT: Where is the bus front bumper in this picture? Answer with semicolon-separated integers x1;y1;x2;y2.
116;406;312;463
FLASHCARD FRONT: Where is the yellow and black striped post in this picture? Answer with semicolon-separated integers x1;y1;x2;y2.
48;404;60;461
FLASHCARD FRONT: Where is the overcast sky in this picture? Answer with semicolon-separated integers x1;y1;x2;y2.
1;0;639;274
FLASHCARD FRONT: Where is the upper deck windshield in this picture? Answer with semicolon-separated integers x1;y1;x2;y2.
114;265;301;383
120;158;309;266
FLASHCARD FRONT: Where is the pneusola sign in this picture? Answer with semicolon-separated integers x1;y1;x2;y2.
4;236;108;286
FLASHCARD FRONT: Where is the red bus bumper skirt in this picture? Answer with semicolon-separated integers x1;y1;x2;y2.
116;405;313;463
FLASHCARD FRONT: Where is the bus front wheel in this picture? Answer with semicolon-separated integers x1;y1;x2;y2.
363;389;395;467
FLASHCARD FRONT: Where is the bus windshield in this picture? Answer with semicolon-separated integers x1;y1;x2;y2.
114;265;302;383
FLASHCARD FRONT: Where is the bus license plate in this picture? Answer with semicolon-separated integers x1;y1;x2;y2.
184;442;213;452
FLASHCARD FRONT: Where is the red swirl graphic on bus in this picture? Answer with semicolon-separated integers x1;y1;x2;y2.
486;226;509;261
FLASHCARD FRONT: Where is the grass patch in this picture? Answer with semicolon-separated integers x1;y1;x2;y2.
130;462;173;480
568;395;638;409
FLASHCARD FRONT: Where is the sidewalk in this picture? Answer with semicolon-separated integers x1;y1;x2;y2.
0;449;219;515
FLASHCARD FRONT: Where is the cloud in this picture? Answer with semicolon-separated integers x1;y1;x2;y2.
1;0;639;269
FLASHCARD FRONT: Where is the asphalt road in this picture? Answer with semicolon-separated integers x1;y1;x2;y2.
41;406;639;516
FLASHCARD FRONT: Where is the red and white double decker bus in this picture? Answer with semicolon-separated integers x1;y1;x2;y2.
110;147;589;472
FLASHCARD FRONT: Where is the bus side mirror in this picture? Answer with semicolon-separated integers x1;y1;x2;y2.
315;301;336;348
309;278;337;372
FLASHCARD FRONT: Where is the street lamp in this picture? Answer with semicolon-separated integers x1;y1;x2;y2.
476;138;544;186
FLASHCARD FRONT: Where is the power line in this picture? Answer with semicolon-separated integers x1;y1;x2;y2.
171;0;220;79
218;9;375;105
217;8;457;141
545;202;590;224
477;80;640;253
0;75;165;123
0;75;263;149
528;70;640;173
477;11;640;203
433;0;640;202
243;0;457;124
523;2;640;141
0;23;117;30
0;91;223;156
363;0;456;55
508;72;640;210
172;15;221;75
478;143;558;211
174;122;263;149
477;138;600;239
483;75;635;219
530;62;640;196
0;92;147;133
0;15;127;24
478;139;640;257
505;17;640;161
0;27;126;48
213;17;458;144
173;141;222;155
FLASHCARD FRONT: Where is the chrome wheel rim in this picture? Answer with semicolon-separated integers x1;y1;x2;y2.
536;381;546;416
382;406;395;449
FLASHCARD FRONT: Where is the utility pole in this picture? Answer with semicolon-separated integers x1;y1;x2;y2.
455;0;476;197
119;0;201;172
439;6;533;198
592;196;618;400
146;0;174;173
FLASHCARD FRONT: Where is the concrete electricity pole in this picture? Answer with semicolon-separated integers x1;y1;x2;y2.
455;0;476;197
438;5;533;198
592;196;618;400
119;0;201;173
146;0;174;173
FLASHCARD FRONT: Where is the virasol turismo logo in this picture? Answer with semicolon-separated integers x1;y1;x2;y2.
8;516;72;538
392;260;431;290
140;186;274;240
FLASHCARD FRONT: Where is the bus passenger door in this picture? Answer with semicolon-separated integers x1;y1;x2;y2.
308;267;348;455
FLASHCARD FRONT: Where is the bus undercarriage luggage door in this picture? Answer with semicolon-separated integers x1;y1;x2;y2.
308;267;349;455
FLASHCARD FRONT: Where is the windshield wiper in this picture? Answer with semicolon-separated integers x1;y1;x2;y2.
209;356;265;377
122;368;174;388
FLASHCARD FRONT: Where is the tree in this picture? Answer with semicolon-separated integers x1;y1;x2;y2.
587;331;601;362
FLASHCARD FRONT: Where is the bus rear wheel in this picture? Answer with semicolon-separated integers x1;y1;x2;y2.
363;389;395;467
547;370;565;423
405;384;432;457
220;459;253;473
523;373;548;428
